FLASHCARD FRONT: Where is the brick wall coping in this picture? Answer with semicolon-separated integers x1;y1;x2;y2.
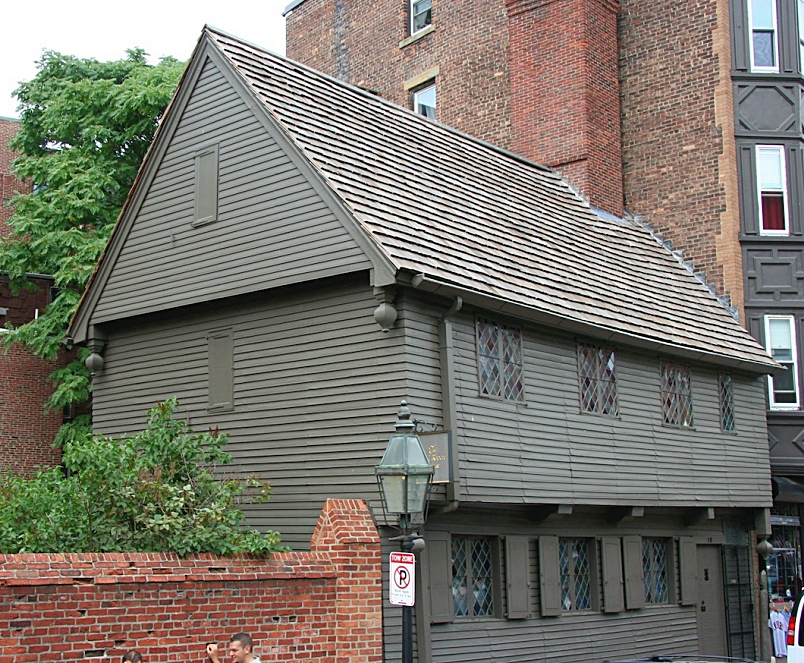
0;551;335;587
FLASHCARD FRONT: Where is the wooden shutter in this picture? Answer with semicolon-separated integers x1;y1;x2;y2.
194;144;219;227
426;531;453;623
622;535;645;610
538;535;561;617
208;328;233;411
505;536;531;619
679;538;698;606
601;537;624;613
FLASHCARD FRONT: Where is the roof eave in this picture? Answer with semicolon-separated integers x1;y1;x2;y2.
405;272;779;375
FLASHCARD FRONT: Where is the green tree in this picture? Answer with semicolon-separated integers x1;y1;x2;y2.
1;49;185;444
0;399;285;555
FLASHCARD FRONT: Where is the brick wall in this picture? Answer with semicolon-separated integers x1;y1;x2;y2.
0;118;65;475
618;0;743;307
287;0;623;214
0;499;384;663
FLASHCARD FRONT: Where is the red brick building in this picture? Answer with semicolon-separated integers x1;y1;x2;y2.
0;117;63;475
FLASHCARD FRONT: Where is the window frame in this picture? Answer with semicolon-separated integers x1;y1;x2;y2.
642;538;671;605
450;534;501;619
193;143;220;228
577;341;619;416
756;145;789;236
748;0;780;72
412;82;436;120
799;0;804;71
476;317;525;402
765;315;800;410
659;360;694;427
558;537;596;613
719;373;737;432
410;0;432;36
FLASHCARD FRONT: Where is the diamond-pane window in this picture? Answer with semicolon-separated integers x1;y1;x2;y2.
477;318;524;402
642;538;669;604
660;360;694;427
719;374;736;432
452;535;495;617
578;342;618;416
559;538;592;611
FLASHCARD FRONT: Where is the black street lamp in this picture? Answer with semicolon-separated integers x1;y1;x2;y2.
376;400;435;663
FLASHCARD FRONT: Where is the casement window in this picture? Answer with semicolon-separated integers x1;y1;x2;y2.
413;83;436;120
558;538;593;612
719;374;736;432
642;538;670;604
659;360;694;427
427;533;526;622
193;144;219;228
749;0;779;71
577;342;618;416
765;315;800;409
477;318;525;402
757;146;789;235
410;0;432;35
451;535;496;617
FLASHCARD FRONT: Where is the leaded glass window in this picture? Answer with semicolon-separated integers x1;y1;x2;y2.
452;535;495;617
719;374;736;432
643;538;669;604
578;342;618;416
660;360;694;427
477;318;524;402
559;538;592;611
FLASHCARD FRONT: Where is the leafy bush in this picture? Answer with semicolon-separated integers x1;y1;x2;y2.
0;399;285;555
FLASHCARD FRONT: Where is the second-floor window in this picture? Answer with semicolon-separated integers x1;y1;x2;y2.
477;318;524;402
765;315;800;409
413;83;436;120
577;342;618;416
757;145;788;235
719;373;736;432
659;360;694;427
410;0;432;35
749;0;779;71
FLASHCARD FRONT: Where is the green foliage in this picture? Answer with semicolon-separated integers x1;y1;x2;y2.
0;399;285;556
0;49;185;421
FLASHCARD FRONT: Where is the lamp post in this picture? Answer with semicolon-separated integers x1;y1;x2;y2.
376;401;435;663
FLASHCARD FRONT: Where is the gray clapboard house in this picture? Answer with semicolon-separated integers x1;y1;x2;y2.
69;27;779;663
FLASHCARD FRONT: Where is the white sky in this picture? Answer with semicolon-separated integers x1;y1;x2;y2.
1;0;288;119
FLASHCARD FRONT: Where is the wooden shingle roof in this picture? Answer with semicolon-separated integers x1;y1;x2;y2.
204;28;777;371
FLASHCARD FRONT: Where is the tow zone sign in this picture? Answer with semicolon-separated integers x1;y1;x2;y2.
389;552;415;606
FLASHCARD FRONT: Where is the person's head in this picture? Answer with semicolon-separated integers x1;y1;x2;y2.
228;633;254;663
122;651;143;663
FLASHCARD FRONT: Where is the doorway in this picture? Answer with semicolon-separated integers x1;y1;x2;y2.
696;544;728;657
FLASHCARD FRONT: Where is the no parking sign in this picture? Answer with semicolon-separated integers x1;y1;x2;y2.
389;552;416;606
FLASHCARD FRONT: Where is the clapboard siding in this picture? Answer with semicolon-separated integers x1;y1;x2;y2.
92;274;408;547
438;306;771;507
423;507;721;663
91;57;372;324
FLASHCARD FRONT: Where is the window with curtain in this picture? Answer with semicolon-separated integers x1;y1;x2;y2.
757;146;788;235
765;315;800;409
